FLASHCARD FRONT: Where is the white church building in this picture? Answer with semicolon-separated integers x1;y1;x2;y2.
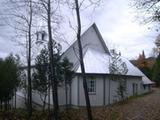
16;23;154;108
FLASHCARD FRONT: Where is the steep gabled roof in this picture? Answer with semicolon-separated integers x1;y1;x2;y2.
76;48;144;77
76;48;110;74
62;23;110;56
92;23;110;54
62;23;154;84
120;56;144;76
142;76;155;85
61;23;110;71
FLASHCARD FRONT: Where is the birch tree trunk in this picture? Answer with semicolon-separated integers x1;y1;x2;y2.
74;0;93;120
27;0;33;117
47;0;59;119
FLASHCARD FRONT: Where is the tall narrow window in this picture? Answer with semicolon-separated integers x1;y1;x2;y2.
87;77;96;94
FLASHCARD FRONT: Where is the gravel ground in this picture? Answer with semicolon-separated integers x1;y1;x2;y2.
122;88;160;120
62;88;160;120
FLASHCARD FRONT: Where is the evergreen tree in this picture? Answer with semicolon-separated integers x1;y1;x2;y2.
152;54;160;87
0;54;21;110
136;51;152;79
32;45;65;111
61;57;74;110
32;47;49;111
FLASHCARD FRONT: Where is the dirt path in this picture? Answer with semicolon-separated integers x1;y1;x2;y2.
90;88;160;120
123;88;160;120
61;88;160;120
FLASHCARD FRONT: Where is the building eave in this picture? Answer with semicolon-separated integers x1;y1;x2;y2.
75;72;142;78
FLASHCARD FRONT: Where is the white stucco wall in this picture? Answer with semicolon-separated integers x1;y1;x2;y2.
36;86;67;106
126;77;142;96
77;75;104;106
71;76;78;106
14;94;26;109
15;74;151;108
75;75;144;106
105;76;142;104
104;76;121;105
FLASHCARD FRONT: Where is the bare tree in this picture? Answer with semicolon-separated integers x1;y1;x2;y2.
132;0;160;24
149;47;159;57
155;34;160;53
74;1;92;120
35;0;63;119
27;0;33;117
64;0;103;119
132;0;160;55
47;1;59;119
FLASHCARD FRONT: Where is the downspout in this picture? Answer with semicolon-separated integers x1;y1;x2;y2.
108;76;111;105
103;76;105;105
108;58;111;105
77;76;80;106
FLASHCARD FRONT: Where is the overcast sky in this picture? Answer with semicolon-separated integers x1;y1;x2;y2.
0;0;159;61
77;0;158;59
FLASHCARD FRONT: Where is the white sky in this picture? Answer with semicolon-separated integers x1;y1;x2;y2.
0;0;159;60
76;0;158;59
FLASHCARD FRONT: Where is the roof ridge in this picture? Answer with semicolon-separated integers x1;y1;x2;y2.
92;23;110;55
